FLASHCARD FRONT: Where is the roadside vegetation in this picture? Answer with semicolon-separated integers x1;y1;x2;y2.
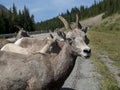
91;53;119;90
88;13;120;90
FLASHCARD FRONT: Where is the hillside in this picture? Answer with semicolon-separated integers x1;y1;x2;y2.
80;14;103;26
36;0;120;32
88;13;120;90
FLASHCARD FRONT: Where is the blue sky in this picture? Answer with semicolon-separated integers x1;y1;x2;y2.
0;0;97;22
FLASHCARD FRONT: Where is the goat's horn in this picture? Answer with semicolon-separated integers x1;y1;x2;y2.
58;16;72;30
76;14;82;29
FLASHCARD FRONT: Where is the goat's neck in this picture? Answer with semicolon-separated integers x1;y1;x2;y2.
39;43;50;53
53;43;77;81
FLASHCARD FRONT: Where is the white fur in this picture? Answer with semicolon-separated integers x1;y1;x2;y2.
1;43;29;55
39;43;50;53
1;36;56;55
14;38;23;45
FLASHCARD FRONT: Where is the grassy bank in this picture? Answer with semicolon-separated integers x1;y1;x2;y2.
89;13;120;67
91;53;119;90
88;14;120;90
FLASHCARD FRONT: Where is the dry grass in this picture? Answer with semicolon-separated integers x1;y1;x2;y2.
81;13;103;26
89;31;120;62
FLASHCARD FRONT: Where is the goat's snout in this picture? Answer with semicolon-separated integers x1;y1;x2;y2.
83;48;91;54
82;48;91;58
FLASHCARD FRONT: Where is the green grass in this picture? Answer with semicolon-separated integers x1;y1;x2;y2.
88;31;120;63
88;14;120;90
88;13;120;67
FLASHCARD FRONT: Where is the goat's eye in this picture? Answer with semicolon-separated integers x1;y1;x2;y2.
67;38;72;41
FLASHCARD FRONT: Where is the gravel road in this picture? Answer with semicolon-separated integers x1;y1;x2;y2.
61;57;100;90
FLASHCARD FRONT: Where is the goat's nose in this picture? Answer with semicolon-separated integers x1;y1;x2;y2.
83;49;91;54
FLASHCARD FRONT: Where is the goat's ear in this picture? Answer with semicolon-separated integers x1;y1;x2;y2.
49;34;54;39
57;31;66;40
47;34;54;40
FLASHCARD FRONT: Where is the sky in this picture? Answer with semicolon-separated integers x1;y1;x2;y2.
0;0;97;22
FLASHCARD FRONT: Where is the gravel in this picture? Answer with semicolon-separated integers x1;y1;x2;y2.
61;57;100;90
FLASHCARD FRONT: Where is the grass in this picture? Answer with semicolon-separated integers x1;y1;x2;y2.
88;14;120;90
88;13;120;67
91;52;119;90
88;31;120;63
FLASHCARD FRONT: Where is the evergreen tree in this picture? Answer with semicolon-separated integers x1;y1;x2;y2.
0;4;35;34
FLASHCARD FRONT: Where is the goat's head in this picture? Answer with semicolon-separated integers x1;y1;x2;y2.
58;15;91;58
19;29;30;37
46;34;57;46
15;25;30;40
